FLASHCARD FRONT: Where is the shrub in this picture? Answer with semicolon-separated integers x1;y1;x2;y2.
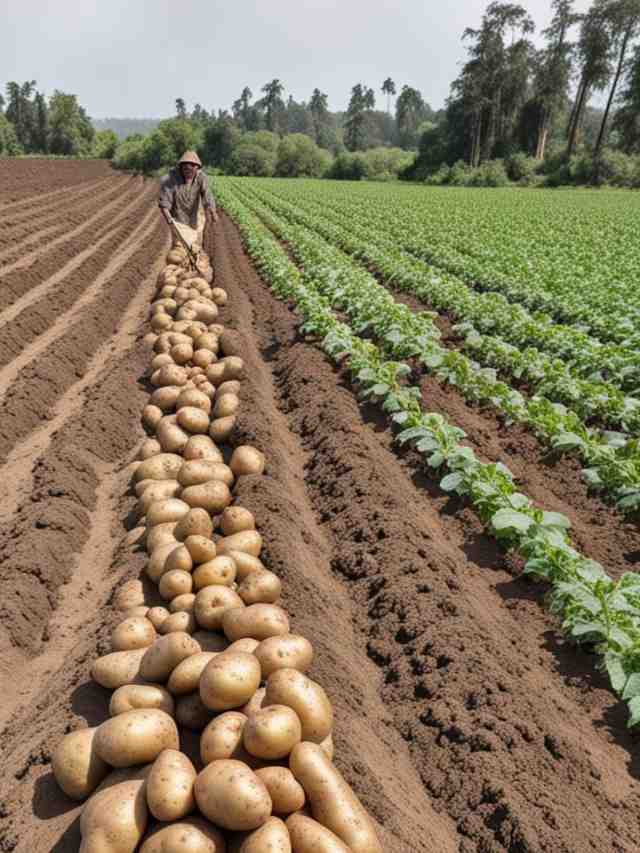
327;152;368;180
505;152;538;182
276;134;331;178
228;143;276;177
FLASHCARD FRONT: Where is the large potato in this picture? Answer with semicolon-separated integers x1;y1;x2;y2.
229;447;265;477
146;522;178;553
195;585;244;631
147;543;179;583
91;648;146;690
157;420;189;454
169;593;196;613
159;569;193;601
184;534;217;564
151;386;182;412
52;727;110;800
194;760;271;831
177;406;210;435
193;556;237;590
109;684;175;717
159;611;197;635
209;416;236;443
111;617;157;652
176;388;212;413
140;633;201;682
178;459;228;488
114;580;145;612
146;499;191;528
136;453;184;482
213;393;240;419
147;749;196;821
94;710;179;767
235;817;291;853
175;692;214;731
243;705;302;760
140;817;225;853
200;652;261;711
174;508;213;542
227;638;260;655
139;438;161;460
220;506;255;536
227;551;267;583
238;570;281;605
223;604;289;643
181;481;232;514
285;814;350;853
265;671;332;744
255;767;305;816
289;743;382;853
137;481;181;516
255;635;313;680
217;531;263;558
156;364;188;388
167;652;218;695
165;544;194;574
80;777;148;853
183;435;223;462
146;607;170;630
200;712;248;765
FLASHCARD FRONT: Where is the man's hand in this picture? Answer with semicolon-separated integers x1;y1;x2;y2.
207;208;219;225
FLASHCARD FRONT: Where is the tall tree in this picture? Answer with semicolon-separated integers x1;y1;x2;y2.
395;85;426;148
612;42;640;150
33;91;48;153
232;86;254;130
5;80;37;151
344;83;375;151
48;91;94;155
309;88;329;144
261;79;285;132
382;77;396;114
175;98;187;119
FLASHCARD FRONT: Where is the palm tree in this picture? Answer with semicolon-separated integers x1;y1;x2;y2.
261;79;285;132
382;77;396;114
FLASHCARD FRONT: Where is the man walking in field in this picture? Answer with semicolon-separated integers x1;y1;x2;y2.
158;150;218;252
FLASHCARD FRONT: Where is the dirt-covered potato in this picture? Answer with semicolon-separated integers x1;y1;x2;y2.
174;508;214;542
171;342;194;365
265;670;333;744
169;592;196;613
158;569;193;601
193;349;216;369
219;506;255;538
142;404;164;431
175;692;214;731
194;332;219;353
237;570;282;605
215;379;241;398
200;712;248;765
94;709;179;767
109;684;175;718
223;604;290;643
80;776;148;853
167;651;218;695
243;705;302;760
195;585;244;631
178;460;229;490
193;556;237;590
176;388;212;414
240;687;267;718
164;544;194;574
226;638;260;655
183;435;223;462
140;633;201;682
209;415;236;443
147;542;179;583
217;530;263;558
285;814;350;853
181;481;232;514
220;356;244;381
234;817;291;853
111;616;157;652
255;767;305;816
139;438;162;461
213;393;240;419
147;749;196;822
136;453;184;483
124;605;149;620
155;364;189;388
151;386;182;412
146;521;178;553
184;534;217;564
200;652;261;711
137;481;181;516
146;498;191;528
230;446;265;477
227;551;267;583
140;817;225;853
255;635;313;680
146;606;170;631
158;610;197;634
52;727;110;800
194;760;272;831
157;419;189;454
91;648;147;689
177;406;211;434
115;579;146;612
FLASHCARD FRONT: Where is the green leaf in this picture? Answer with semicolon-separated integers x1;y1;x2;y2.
622;673;640;701
626;696;640;728
491;509;533;534
605;653;627;694
440;472;464;492
541;511;571;529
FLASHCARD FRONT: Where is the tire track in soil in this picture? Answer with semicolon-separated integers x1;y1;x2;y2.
0;177;151;316
213;214;640;853
0;176;133;268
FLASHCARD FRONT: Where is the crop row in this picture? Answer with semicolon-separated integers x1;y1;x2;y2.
50;240;382;852
216;179;640;729
222;179;640;514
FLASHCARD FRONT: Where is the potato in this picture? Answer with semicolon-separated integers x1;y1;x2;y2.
265;671;332;744
146;499;191;528
255;767;305;816
184;534;217;564
147;543;179;583
164;544;194;574
157;420;190;454
221;356;245;380
115;580;145;612
142;404;163;431
193;556;237;590
169;592;196;613
167;652;218;695
230;446;265;477
199;381;217;400
217;530;263;558
213;393;240;419
150;353;173;370
235;817;291;853
211;288;228;307
178;459;227;488
219;507;254;537
159;611;197;634
290;743;381;852
151;386;182;412
240;687;267;718
194;760;272;831
200;712;248;765
146;522;178;553
244;705;302;760
136;453;184;482
137;481;181;516
124;605;149;620
140;633;201;682
209;416;236;443
176;388;212;414
228;551;267;583
206;363;226;386
223;604;289;643
177;406;211;434
285;814;350;853
92;648;147;689
193;349;215;369
216;380;241;399
181;481;232;514
94;709;179;767
139;438;162;461
156;364;188;387
109;684;175;717
146;607;170;631
140;817;225;853
111;617;157;652
238;570;282;605
194;333;219;353
151;313;173;333
200;652;261;711
171;342;194;365
174;508;214;541
195;585;244;631
52;727;110;800
223;639;258;656
80;777;148;853
147;749;196;821
255;635;313;680
176;692;214;731
159;569;193;601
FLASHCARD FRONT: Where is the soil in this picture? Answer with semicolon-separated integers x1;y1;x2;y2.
0;163;639;853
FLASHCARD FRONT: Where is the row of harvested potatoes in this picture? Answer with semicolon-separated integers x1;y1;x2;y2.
51;243;382;853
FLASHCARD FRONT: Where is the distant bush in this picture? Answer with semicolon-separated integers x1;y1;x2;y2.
542;147;640;188
424;158;508;187
327;152;368;180
228;143;276;177
359;147;415;181
505;152;538;182
112;118;203;174
276;134;331;178
0;114;23;156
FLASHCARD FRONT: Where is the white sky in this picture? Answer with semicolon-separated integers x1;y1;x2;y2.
1;0;595;118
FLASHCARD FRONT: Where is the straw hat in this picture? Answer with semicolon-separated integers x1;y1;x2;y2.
178;150;202;167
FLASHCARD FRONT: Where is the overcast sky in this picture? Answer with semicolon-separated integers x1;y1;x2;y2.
1;0;595;119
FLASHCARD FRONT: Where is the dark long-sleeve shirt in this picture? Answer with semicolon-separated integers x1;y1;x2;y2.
158;168;215;229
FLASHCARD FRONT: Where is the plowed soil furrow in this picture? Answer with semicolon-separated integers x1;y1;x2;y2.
0;176;133;267
213;214;640;853
0;177;151;315
0;159;115;206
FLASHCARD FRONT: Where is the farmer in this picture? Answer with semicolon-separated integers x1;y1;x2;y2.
158;150;218;249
